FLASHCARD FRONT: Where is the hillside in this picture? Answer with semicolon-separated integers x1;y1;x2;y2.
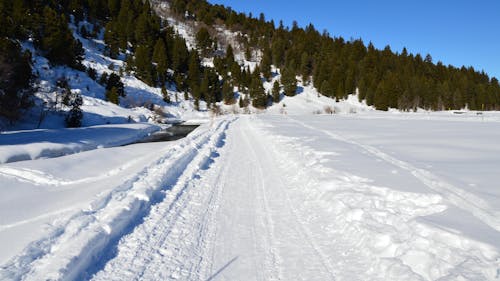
1;0;500;131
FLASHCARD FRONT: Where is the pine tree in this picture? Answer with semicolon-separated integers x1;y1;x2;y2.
260;47;273;81
106;87;120;104
272;80;281;103
222;81;235;104
106;73;125;97
300;52;311;84
196;27;214;57
104;21;120;58
187;51;201;92
39;7;83;67
320;80;334;97
281;67;297;96
250;71;267;108
153;38;168;85
0;38;34;124
172;36;189;73
134;44;153;85
65;93;83;127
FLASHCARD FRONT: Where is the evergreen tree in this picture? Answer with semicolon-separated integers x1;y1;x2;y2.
104;21;120;58
172;36;189;73
153;38;168;84
222;81;235;104
106;87;120;104
196;27;214;57
106;73;125;97
260;47;273;81
272;80;281;103
134;44;153;85
65;93;83;128
250;72;267;108
187;51;201;92
281;67;297;96
38;7;83;68
0;38;34;124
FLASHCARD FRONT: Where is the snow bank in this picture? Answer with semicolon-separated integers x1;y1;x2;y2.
0;123;160;164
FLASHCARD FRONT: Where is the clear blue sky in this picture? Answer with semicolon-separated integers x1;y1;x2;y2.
207;0;500;79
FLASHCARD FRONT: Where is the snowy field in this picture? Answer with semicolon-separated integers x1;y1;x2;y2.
1;113;500;280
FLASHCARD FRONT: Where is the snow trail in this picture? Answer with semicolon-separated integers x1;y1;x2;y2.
2;115;499;280
0;119;232;281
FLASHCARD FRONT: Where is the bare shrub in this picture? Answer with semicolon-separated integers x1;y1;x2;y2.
324;105;334;114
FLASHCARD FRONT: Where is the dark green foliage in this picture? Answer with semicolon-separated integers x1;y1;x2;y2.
196;27;215;57
153;39;168;84
260;47;273;81
250;71;267;108
37;7;84;68
87;67;97;80
187;51;201;93
272;80;281;103
103;73;125;104
198;67;222;107
65;93;83;128
0;38;34;124
99;72;109;86
134;44;154;85
281;67;297;96
106;87;120;104
222;81;235;104
104;21;120;58
57;77;72;106
106;73;125;97
172;36;190;73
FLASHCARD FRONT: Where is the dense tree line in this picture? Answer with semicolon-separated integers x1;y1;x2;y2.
170;0;500;111
2;0;499;126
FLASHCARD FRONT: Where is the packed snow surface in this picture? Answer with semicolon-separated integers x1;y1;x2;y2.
1;113;500;280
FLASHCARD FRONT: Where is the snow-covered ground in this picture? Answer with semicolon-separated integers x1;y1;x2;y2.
0;123;160;164
1;112;500;280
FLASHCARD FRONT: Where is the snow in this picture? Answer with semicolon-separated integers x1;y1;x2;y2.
2;8;500;279
1;112;500;280
0;123;160;164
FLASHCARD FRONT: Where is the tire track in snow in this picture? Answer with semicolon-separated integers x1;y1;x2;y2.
244;117;337;280
90;120;231;281
0;119;232;281
288;116;500;233
241;121;284;281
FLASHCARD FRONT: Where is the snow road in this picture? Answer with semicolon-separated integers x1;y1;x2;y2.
1;115;500;280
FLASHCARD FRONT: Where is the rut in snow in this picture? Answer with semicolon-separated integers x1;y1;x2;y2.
0;119;232;281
